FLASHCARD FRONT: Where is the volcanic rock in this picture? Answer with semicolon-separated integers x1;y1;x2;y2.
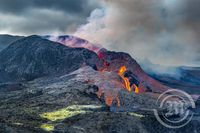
110;90;159;112
0;35;103;82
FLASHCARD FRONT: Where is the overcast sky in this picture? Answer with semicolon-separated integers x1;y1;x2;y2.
0;0;100;35
0;0;199;66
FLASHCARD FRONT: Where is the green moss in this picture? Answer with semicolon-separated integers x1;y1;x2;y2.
40;105;102;121
40;124;54;131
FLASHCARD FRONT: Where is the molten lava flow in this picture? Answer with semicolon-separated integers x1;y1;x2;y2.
118;66;140;94
106;96;120;107
116;96;120;107
133;84;139;94
105;96;113;106
95;66;140;107
118;66;131;92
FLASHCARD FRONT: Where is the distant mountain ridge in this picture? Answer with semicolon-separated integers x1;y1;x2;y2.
142;61;200;93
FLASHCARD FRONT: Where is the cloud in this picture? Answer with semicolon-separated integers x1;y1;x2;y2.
0;9;81;35
0;0;99;35
0;0;199;66
75;0;200;66
0;0;97;15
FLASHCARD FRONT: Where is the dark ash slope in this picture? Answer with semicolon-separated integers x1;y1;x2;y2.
0;35;102;82
0;34;24;51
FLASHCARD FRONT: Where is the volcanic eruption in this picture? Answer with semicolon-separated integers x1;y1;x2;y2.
0;35;199;133
42;35;172;107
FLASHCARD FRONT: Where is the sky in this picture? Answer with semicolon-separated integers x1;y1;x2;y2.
0;0;199;67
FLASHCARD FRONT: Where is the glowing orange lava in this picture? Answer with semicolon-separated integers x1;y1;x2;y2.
105;96;113;106
133;84;139;94
96;66;140;107
118;66;139;94
118;66;131;92
105;96;120;107
116;96;120;107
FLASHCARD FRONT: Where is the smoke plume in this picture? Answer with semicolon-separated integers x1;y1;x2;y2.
74;0;200;67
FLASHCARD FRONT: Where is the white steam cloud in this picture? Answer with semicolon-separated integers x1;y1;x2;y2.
74;0;200;67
